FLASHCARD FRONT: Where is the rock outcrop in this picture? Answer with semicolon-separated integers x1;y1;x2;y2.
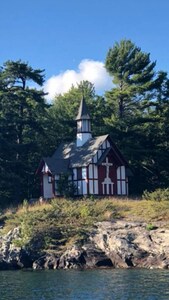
1;221;169;270
0;227;32;269
90;221;169;269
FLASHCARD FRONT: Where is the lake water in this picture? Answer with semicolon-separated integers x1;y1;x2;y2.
0;269;169;300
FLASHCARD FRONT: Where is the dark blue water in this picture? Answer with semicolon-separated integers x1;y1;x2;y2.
0;269;169;300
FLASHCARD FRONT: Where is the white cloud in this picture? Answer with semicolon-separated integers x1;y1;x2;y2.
44;59;113;102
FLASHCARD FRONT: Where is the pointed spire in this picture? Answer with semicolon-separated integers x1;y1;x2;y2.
76;96;90;120
76;96;92;147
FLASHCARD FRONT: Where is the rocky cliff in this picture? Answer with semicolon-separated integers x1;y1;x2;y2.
1;221;169;270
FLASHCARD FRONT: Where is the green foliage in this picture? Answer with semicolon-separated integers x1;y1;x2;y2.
79;204;93;218
47;80;108;153
146;223;157;231
56;173;76;198
104;39;169;193
50;199;62;215
0;60;48;205
1;39;169;206
105;39;156;119
143;188;169;201
19;213;34;245
2;198;169;253
22;199;29;212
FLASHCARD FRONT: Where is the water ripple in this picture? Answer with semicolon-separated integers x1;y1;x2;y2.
0;269;169;300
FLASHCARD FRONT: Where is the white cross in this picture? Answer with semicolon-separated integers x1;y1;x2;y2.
102;157;113;179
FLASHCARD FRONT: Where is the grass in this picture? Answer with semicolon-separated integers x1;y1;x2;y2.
1;197;169;254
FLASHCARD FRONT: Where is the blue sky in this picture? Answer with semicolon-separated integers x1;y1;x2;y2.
1;0;169;101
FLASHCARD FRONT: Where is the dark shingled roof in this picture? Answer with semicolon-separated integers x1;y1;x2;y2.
40;134;131;176
43;157;70;174
76;97;90;120
42;135;108;174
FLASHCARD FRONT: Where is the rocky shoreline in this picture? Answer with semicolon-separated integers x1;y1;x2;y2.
1;221;169;270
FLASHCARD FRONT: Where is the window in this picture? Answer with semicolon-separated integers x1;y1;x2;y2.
82;167;87;179
77;120;82;132
77;168;82;180
48;176;52;183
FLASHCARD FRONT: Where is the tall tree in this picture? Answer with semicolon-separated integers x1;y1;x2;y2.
105;39;156;119
0;60;47;205
104;40;169;193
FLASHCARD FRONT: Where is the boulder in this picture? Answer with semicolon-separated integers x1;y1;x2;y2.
33;254;59;270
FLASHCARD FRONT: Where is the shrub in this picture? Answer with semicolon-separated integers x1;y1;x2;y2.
142;188;169;201
146;223;157;231
56;174;76;198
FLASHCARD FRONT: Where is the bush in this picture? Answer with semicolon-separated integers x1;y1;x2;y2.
56;174;76;198
146;223;157;231
142;188;169;201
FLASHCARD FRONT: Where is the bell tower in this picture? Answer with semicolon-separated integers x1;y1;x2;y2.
76;97;92;147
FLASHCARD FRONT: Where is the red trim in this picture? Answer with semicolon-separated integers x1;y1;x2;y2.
87;166;89;195
40;173;43;197
36;159;45;175
51;176;54;197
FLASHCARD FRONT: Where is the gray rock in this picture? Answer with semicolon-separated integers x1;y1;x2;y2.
33;254;59;270
90;221;169;269
1;221;169;270
0;227;32;269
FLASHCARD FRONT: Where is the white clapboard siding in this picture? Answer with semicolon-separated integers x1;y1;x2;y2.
117;167;121;180
43;174;53;198
83;181;87;194
88;164;93;178
117;166;126;195
122;181;126;195
94;180;98;194
94;165;98;179
89;180;94;194
77;180;82;195
117;181;121;195
121;166;125;179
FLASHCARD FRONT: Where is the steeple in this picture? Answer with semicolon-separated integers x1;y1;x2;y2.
76;97;92;147
76;96;90;121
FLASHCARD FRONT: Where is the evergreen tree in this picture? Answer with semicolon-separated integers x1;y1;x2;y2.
104;40;169;193
0;60;47;205
105;39;156;119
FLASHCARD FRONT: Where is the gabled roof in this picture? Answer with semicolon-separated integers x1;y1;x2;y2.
71;134;109;167
76;97;90;120
38;135;107;174
52;134;109;169
43;157;70;174
37;134;130;175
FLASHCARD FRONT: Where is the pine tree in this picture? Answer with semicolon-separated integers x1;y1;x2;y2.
104;40;169;193
0;60;47;205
